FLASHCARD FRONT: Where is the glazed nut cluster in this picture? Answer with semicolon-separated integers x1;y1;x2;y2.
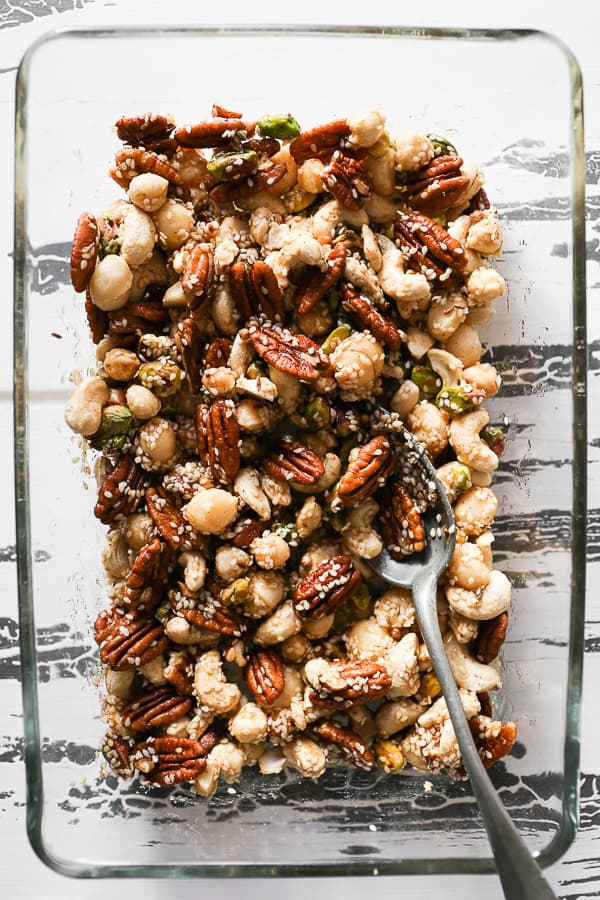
66;104;516;794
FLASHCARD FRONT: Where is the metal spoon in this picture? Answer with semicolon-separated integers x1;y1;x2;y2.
367;414;557;900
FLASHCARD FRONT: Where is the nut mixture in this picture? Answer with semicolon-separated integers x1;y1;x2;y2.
66;106;516;794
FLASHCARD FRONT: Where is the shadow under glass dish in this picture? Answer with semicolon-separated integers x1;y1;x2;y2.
13;25;586;878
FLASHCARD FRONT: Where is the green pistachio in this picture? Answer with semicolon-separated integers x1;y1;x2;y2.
426;133;458;157
367;130;391;158
283;184;317;213
436;461;472;503
221;577;250;606
411;365;442;396
274;522;300;547
246;360;268;379
305;396;332;432
138;358;183;398
321;324;352;355
374;739;405;773
332;226;362;250
339;433;360;463
154;602;171;624
335;406;360;438
351;582;372;617
328;508;346;533
257;113;301;140
419;672;442;700
207;149;258;183
94;405;132;445
239;436;266;460
481;425;505;456
435;384;486;414
98;226;120;259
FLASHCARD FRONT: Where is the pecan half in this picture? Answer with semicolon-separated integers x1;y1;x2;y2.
229;260;285;322
247;321;329;383
108;296;169;338
289;119;351;164
228;516;269;548
110;147;183;188
70;212;99;293
101;732;134;778
175;119;254;149
208;161;287;203
94;457;146;525
292;555;362;618
175;318;204;393
115;113;175;150
478;692;492;719
313;720;375;770
340;283;405;350
242;136;281;157
245;648;285;704
211;104;243;119
406;155;470;215
308;659;391;706
196;399;241;482
394;212;466;280
145;485;203;551
262;436;325;486
337;435;396;507
164;649;196;695
169;583;245;636
85;286;109;344
94;607;169;670
475;612;509;664
379;483;427;559
125;538;173;605
322;151;371;210
205;337;232;368
293;241;346;315
469;716;517;769
469;187;490;213
182;244;215;312
121;686;192;732
132;736;208;785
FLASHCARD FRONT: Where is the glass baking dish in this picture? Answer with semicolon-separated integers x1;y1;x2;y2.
13;25;586;879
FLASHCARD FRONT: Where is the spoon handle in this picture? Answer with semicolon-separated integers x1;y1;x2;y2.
413;575;558;900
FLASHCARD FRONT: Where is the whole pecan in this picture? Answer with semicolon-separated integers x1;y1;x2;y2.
70;212;99;293
121;686;192;732
145;485;203;551
340;283;405;350
169;583;245;637
208;161;287;203
115;113;175;154
94;607;169;670
164;649;196;696
289;119;351;164
132;736;208;785
322;151;371;210
293;242;347;315
101;732;135;778
247;321;330;383
379;482;427;559
175;318;204;393
125;537;173;605
85;286;109;344
469;716;517;769
313;720;375;770
229;259;285;322
394;212;466;280
205;337;232;368
108;296;169;338
182;244;215;312
175;118;254;149
110;147;183;188
406;155;470;215
94;457;146;525
336;435;396;507
245;648;285;704
196;399;241;482
308;659;391;706
262;436;325;486
475;612;509;664
292;555;362;618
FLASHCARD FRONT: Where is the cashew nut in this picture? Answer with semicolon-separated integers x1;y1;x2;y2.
449;408;498;473
446;569;511;621
64;376;110;436
443;630;501;691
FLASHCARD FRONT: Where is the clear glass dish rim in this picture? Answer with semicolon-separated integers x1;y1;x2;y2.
12;23;587;880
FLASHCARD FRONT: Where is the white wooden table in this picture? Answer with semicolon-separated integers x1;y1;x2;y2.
2;1;598;897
